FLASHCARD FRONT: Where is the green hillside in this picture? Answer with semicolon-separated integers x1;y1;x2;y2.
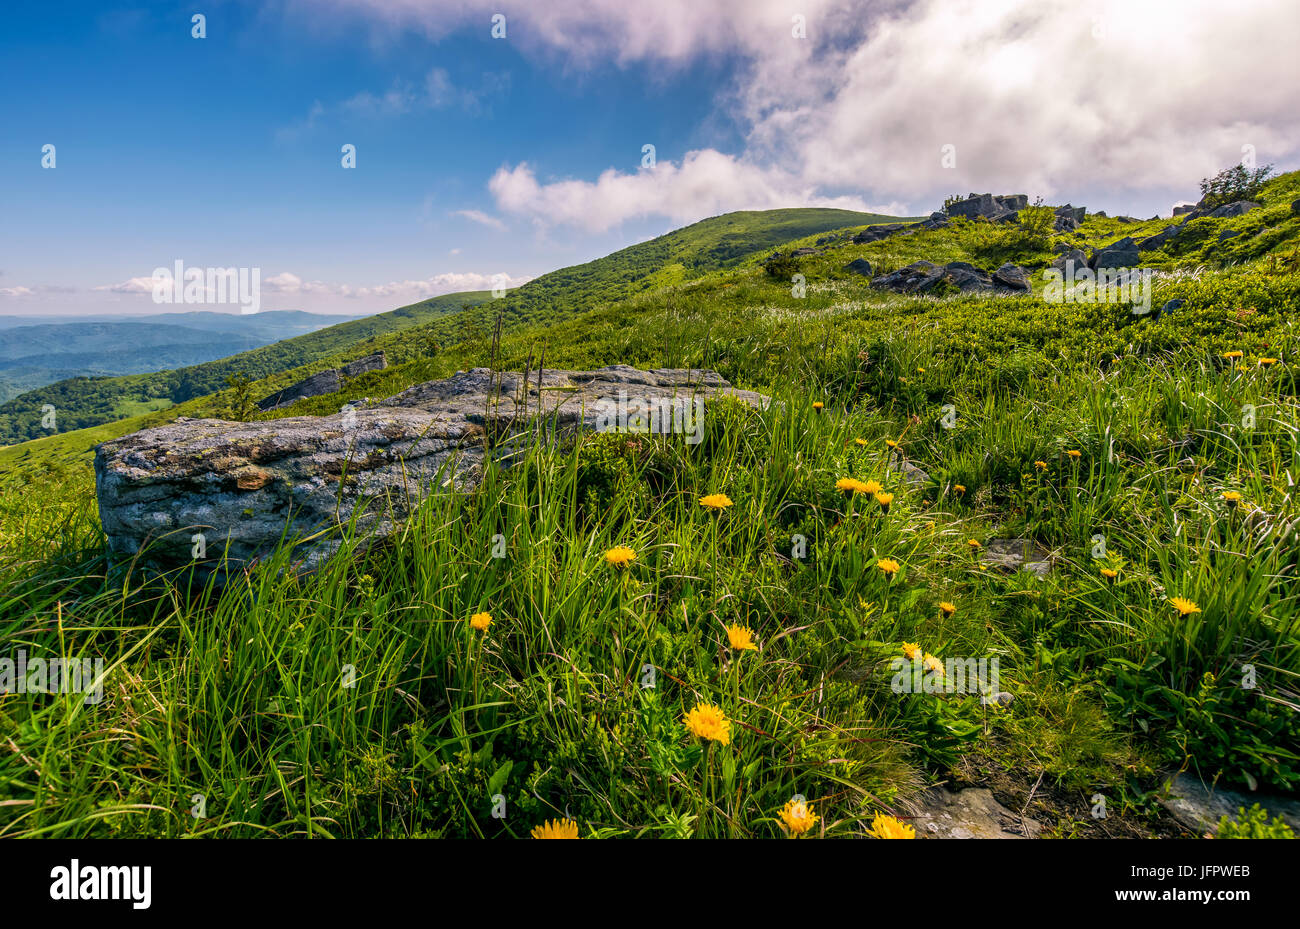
2;180;1298;839
0;290;490;445
0;208;902;449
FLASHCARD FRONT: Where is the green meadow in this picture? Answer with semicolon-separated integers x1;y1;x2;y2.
1;174;1297;839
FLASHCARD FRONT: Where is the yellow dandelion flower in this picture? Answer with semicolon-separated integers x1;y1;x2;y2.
726;624;758;652
604;545;637;568
855;438;868;447
954;484;966;495
530;818;580;839
699;493;734;510
866;813;915;839
939;601;956;617
877;557;901;577
1258;357;1278;366
779;798;819;836
1222;491;1242;506
1170;596;1201;616
1034;460;1048;471
874;491;894;511
902;641;922;661
967;538;982;549
1100;568;1118;581
812;401;824;412
1067;449;1082;459
1222;350;1244;359
863;479;883;495
683;702;731;745
470;611;492;631
836;477;869;494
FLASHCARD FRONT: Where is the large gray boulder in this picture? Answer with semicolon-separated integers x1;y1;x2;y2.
96;366;768;573
1088;236;1140;270
944;193;1019;223
1049;249;1088;272
1137;224;1184;251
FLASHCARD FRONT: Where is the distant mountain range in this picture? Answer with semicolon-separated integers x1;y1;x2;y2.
0;311;359;401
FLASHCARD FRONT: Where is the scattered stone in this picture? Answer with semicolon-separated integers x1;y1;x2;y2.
1049;249;1088;273
790;247;822;257
980;538;1053;577
1209;200;1260;218
887;449;931;487
992;262;1031;291
257;352;387;411
1173;204;1197;216
1088;236;1140;270
909;787;1042;839
1292;198;1300;217
1155;298;1185;321
1138;224;1184;251
852;223;910;244
871;261;1030;296
1218;229;1240;242
98;367;769;574
843;258;874;277
1159;773;1300;835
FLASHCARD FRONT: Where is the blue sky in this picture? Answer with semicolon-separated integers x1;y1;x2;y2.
2;0;1297;316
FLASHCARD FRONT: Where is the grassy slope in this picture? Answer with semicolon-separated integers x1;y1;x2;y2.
0;187;1297;838
0;208;904;464
0;290;492;446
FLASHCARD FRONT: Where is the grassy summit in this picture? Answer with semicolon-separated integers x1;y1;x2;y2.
0;179;1297;838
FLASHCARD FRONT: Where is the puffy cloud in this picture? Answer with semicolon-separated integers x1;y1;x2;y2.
489;152;895;233
308;0;1300;221
0;286;36;298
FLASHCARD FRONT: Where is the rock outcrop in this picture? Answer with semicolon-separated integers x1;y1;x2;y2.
97;366;768;574
256;352;388;411
871;261;1031;296
945;193;1027;223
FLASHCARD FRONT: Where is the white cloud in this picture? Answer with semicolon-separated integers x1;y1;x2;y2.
311;0;1300;223
93;277;158;294
452;209;508;232
488;152;894;233
0;286;36;298
278;66;509;141
259;270;529;299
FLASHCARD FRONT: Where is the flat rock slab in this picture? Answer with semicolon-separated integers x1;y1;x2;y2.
95;366;766;574
1159;773;1300;836
910;786;1042;839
